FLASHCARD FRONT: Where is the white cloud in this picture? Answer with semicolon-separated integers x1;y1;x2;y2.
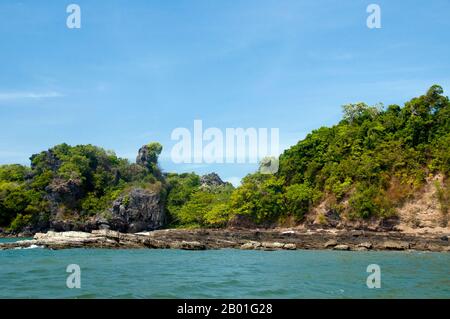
0;91;63;101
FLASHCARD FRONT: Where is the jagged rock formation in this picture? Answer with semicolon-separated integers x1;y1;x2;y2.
136;145;153;169
200;173;227;188
46;178;83;208
136;143;162;171
0;143;168;235
110;188;165;233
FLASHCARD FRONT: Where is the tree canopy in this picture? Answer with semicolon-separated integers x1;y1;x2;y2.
1;86;449;232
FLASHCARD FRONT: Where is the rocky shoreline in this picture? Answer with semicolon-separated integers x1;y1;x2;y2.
1;228;449;252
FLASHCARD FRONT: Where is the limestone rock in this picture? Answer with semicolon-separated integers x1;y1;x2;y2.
333;244;350;250
383;240;410;250
261;242;285;249
170;241;206;250
283;243;297;250
110;188;165;233
358;242;373;249
0;229;448;252
46;178;83;209
34;231;93;240
324;239;338;248
240;241;261;250
136;144;161;170
200;173;227;188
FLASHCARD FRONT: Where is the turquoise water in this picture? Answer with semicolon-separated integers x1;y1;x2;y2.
0;237;32;243
1;238;449;298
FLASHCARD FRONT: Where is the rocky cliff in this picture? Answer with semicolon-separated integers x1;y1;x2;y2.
109;188;166;233
0;143;167;235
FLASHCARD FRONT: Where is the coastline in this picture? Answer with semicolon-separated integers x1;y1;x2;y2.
1;228;449;252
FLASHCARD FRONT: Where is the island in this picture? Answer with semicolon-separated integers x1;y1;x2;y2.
1;86;449;252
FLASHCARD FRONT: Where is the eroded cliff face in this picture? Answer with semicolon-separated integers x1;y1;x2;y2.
300;174;450;234
110;188;166;233
44;188;166;234
395;174;449;233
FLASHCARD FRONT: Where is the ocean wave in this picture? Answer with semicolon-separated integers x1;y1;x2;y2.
14;244;44;250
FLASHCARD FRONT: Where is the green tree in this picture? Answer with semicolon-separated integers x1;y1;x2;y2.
284;183;318;220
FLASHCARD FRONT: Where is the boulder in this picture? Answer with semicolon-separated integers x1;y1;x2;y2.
383;240;410;250
283;243;297;250
324;239;338;248
333;244;350;250
240;241;261;250
358;242;373;249
170;241;206;250
261;242;285;249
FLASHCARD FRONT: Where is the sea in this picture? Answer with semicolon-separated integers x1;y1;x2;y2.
0;238;449;298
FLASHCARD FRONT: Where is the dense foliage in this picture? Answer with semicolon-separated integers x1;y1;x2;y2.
0;143;163;231
165;173;234;228
0;86;449;232
232;85;450;222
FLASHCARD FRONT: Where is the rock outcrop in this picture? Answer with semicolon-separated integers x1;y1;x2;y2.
46;178;83;207
136;145;152;169
1;228;448;252
396;174;449;230
200;173;227;188
136;143;162;171
382;240;410;250
110;188;165;233
333;244;350;251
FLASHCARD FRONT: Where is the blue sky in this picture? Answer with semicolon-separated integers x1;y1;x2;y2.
1;0;449;185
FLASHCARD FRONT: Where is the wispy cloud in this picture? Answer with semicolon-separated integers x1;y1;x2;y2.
0;91;63;101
